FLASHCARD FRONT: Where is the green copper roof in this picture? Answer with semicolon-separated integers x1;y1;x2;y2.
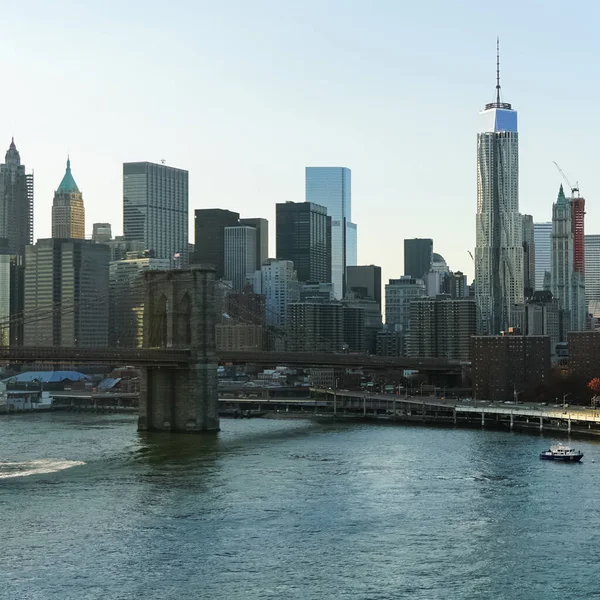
556;183;567;205
57;157;80;193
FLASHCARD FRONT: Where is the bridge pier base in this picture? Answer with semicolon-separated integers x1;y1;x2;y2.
139;358;219;433
138;266;219;434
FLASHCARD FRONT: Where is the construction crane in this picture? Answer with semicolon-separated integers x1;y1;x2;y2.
553;161;579;197
467;250;474;261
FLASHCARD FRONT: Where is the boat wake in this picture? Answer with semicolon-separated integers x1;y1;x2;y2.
0;459;85;479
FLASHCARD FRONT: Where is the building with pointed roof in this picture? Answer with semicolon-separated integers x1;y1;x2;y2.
52;157;85;239
551;184;586;338
0;138;33;256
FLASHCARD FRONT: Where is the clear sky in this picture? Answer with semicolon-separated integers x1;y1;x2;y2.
3;0;600;284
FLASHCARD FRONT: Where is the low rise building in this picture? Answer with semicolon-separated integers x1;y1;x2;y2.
568;331;600;381
510;291;560;356
376;326;404;357
472;334;551;402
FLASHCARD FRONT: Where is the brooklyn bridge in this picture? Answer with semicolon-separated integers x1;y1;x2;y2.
0;266;464;433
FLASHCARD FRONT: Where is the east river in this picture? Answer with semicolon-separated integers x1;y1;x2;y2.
1;414;599;599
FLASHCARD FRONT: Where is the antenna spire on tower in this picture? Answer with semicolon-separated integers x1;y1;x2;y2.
496;37;501;105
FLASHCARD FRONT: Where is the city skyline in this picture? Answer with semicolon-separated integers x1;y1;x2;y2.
4;1;600;287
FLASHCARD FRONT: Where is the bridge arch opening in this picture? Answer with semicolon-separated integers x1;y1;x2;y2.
174;292;192;347
149;294;168;348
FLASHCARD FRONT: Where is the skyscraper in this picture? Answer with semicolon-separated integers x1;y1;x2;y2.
0;244;24;347
346;265;382;309
551;185;586;336
0;139;33;257
224;226;256;291
123;162;188;264
109;255;170;347
240;218;269;270
475;42;524;334
253;259;299;329
24;239;109;347
276;201;331;283
289;302;346;353
0;247;10;347
408;296;477;360
385;276;426;346
572;196;585;274
193;209;240;277
52;158;85;239
585;234;600;319
533;222;552;291
404;238;433;280
522;214;535;295
305;167;356;299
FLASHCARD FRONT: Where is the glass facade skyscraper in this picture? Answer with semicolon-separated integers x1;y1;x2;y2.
346;265;382;309
522;214;535;294
193;209;240;278
224;226;256;291
24;239;109;347
305;167;356;299
123;162;188;264
240;218;269;271
475;56;524;335
253;259;300;329
404;238;433;280
534;222;552;291
276;201;331;283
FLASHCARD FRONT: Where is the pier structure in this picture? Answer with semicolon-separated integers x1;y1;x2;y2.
139;266;219;433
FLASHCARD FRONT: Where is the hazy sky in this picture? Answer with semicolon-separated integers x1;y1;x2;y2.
3;0;600;283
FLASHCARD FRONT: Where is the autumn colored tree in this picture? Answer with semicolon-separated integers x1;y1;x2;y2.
588;378;600;395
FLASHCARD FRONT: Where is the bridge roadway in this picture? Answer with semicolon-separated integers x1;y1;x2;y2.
0;346;193;367
218;351;463;371
0;347;464;371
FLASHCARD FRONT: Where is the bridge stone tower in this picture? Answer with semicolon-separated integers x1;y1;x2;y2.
138;266;219;433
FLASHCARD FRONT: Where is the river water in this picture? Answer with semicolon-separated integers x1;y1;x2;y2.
1;413;599;599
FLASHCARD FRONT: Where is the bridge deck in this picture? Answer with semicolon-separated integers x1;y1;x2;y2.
0;346;193;366
0;347;465;370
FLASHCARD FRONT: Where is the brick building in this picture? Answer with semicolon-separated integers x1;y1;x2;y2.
472;334;551;402
568;331;600;381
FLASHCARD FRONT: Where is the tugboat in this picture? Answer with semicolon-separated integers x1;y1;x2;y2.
539;444;583;462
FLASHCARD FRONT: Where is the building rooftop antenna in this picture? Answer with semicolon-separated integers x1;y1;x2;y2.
485;37;511;111
496;37;501;105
